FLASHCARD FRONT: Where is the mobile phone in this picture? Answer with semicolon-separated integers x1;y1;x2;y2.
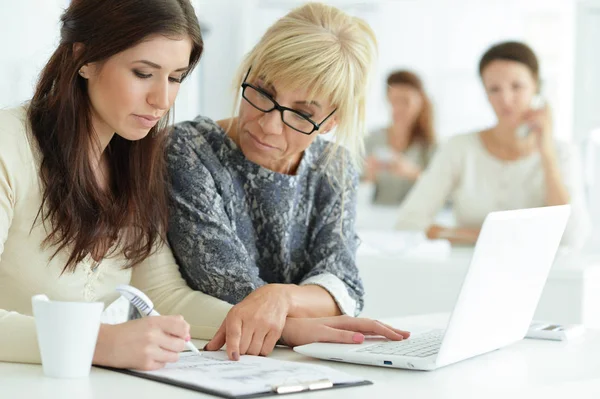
525;320;585;341
516;95;545;139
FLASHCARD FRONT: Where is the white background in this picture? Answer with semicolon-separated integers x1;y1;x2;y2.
0;0;598;143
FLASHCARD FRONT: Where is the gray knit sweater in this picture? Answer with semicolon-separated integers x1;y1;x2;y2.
166;116;364;315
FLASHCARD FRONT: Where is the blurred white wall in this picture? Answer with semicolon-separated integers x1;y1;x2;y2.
575;0;600;142
0;0;65;109
1;0;598;143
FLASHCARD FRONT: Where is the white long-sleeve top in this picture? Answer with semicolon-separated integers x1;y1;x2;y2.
395;132;591;246
0;107;233;364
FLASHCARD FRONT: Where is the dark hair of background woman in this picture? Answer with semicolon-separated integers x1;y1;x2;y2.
478;41;540;87
386;70;435;146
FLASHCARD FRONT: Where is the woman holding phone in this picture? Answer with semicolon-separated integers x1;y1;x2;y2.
395;41;590;246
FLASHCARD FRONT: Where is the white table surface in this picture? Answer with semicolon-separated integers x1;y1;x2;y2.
2;313;600;399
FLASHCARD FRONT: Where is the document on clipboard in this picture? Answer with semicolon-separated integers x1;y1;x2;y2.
105;351;371;398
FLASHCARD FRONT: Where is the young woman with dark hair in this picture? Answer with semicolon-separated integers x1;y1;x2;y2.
0;0;205;371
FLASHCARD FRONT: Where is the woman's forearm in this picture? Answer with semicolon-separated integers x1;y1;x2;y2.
283;284;342;318
541;152;570;206
427;224;480;245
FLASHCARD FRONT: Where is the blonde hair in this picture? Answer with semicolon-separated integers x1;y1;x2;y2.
231;2;377;171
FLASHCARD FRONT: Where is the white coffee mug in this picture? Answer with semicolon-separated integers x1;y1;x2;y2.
32;294;104;378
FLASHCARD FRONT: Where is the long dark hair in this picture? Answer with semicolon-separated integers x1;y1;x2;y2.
387;70;435;146
27;0;203;272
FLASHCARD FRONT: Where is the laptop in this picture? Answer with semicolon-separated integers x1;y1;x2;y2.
294;205;571;371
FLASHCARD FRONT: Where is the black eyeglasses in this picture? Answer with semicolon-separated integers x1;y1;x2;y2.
241;69;337;135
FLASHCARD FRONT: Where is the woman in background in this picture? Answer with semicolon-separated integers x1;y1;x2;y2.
363;70;436;205
395;41;590;246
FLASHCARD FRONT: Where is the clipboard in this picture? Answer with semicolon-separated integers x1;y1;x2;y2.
100;351;371;398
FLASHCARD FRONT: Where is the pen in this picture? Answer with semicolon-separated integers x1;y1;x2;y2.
115;284;201;355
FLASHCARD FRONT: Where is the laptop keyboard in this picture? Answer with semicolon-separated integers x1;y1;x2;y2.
355;329;444;358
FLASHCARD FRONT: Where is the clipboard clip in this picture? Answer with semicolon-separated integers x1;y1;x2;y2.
272;379;334;394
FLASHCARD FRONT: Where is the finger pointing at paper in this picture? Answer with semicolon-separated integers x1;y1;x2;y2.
204;313;411;360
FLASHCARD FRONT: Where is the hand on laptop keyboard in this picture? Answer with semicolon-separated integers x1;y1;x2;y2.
356;329;444;358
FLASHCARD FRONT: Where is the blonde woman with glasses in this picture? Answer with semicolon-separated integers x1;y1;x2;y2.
164;2;410;361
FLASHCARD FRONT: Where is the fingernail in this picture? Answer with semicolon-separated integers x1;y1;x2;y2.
352;333;365;343
232;352;240;361
185;335;191;342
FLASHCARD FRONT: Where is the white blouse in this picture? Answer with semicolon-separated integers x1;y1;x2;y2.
395;132;591;247
0;107;233;364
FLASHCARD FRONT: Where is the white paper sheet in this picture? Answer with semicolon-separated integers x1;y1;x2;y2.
134;351;365;397
358;230;451;260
